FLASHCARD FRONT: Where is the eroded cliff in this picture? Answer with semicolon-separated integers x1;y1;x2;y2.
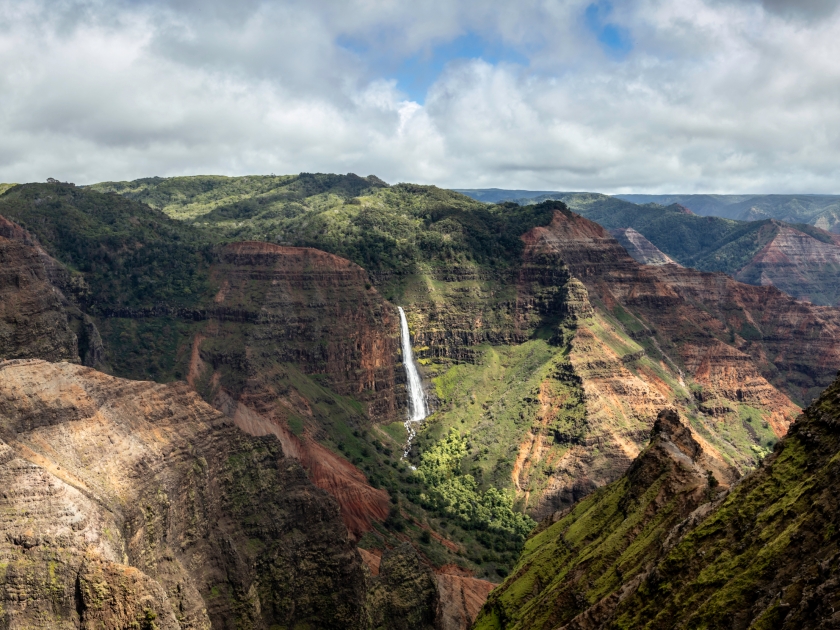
0;216;79;363
0;359;367;629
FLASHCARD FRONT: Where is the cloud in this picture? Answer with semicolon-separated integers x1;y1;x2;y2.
755;0;840;20
0;0;838;193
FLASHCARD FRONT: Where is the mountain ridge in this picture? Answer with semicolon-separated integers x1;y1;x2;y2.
477;362;840;629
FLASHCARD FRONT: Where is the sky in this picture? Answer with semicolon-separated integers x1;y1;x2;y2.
1;0;839;193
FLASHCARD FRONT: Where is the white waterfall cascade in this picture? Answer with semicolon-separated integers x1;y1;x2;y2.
398;306;429;458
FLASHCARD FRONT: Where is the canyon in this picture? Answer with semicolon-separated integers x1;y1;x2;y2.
2;176;840;628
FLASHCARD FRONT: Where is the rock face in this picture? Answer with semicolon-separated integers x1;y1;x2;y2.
483;370;840;629
205;241;401;420
733;221;840;305
364;543;439;630
526;210;840;406
488;206;840;517
475;409;738;630
435;568;495;630
607;227;679;266
187;241;398;536
0;359;367;629
0;216;79;362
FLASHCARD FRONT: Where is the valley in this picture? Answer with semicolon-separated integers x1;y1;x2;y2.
1;175;840;629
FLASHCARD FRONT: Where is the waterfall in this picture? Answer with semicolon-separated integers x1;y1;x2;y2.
398;306;428;458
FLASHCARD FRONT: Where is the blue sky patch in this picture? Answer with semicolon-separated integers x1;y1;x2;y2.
339;32;529;103
585;1;632;57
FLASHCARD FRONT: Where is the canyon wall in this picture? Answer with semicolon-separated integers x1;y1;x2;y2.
0;359;367;629
0;217;79;363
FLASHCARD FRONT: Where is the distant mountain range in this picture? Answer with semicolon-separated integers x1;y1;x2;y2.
456;189;840;232
451;188;560;203
616;193;840;230
456;189;840;306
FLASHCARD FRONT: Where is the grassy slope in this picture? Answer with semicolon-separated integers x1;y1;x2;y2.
609;378;840;629
474;415;716;630
477;373;840;629
0;183;216;309
94;174;553;301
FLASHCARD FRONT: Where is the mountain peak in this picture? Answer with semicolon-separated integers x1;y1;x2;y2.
651;407;701;459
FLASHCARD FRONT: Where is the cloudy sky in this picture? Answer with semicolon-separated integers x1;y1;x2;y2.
1;0;839;192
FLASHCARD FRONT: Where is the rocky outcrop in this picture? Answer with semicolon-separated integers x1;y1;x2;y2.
435;567;495;630
474;409;738;630
0;359;367;629
608;227;679;266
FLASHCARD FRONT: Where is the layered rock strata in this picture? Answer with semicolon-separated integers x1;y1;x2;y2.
733;221;840;305
526;209;840;406
187;241;399;536
195;241;402;421
495;208;840;515
425;206;840;522
0;359;367;629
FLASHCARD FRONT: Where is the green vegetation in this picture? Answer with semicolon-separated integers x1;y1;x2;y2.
414;429;534;540
2;174;812;590
426;342;561;473
0;183;217;311
521;192;840;305
92;174;556;299
615;193;840;231
0;179;561;577
478;375;840;629
552;193;774;273
474;410;710;630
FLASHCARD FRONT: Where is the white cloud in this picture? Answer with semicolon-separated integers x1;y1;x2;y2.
0;0;838;192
